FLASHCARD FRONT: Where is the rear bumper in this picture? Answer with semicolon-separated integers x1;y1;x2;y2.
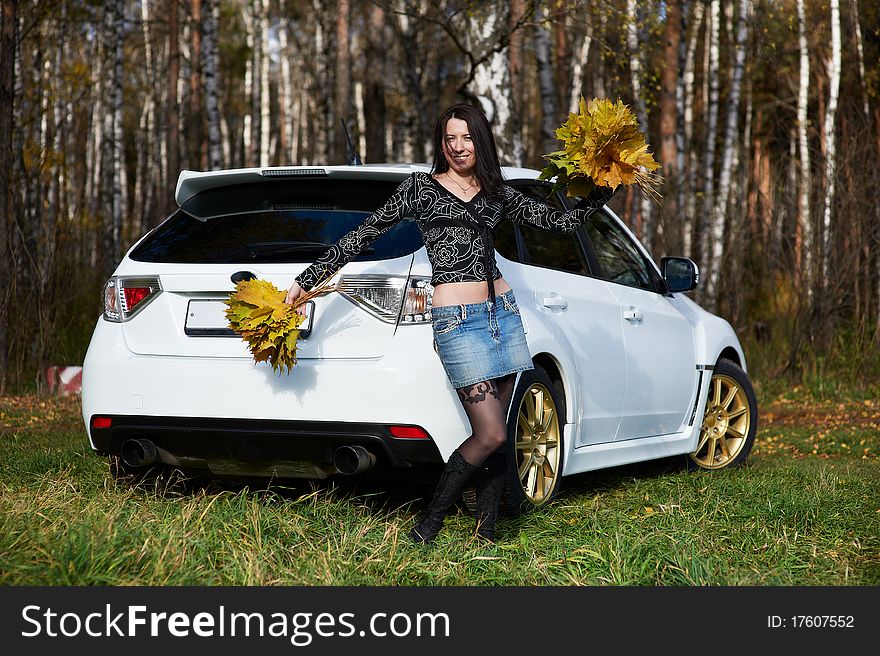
89;414;442;479
81;316;474;471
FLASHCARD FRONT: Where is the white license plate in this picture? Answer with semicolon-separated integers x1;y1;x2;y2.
185;299;314;337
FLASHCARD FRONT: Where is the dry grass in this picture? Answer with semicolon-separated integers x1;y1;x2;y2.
1;391;877;586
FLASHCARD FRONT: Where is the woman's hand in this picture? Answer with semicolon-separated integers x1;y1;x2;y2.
285;281;308;316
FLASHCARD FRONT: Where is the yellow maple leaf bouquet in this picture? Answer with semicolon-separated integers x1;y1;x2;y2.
224;275;337;374
539;97;662;201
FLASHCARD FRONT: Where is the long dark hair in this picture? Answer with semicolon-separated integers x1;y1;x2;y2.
431;103;504;200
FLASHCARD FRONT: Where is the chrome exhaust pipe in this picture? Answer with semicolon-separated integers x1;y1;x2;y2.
120;439;158;468
333;445;376;475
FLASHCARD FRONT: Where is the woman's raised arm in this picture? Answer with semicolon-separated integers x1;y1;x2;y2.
291;173;420;294
502;183;615;234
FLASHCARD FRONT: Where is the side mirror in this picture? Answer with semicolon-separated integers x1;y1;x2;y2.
661;256;699;293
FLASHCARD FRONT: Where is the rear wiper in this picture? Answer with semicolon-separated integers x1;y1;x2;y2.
251;241;332;250
247;241;374;255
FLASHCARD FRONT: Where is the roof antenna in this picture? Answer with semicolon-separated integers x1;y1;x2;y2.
341;118;362;165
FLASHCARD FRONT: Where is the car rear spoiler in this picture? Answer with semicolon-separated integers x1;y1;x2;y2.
174;166;431;210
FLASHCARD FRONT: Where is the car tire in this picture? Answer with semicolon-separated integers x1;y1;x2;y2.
687;358;758;471
461;366;566;518
502;366;566;516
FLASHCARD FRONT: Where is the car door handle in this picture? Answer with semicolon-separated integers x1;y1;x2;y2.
542;295;568;310
623;307;643;322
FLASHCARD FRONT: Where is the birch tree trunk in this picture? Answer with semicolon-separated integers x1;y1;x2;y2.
553;13;568;118
660;0;681;217
203;0;222;169
509;0;526;166
361;3;385;162
100;7;115;276
259;0;270;167
219;114;229;165
534;3;558;159
705;0;750;302
820;0;841;294
111;0;126;261
698;0;720;280
191;0;204;168
136;0;156;231
390;7;417;162
88;25;104;231
0;0;15;390
796;0;812;294
364;1;386;163
568;27;591;114
682;0;704;258
467;4;519;165
626;0;654;249
587;10;606;101
36;40;59;376
242;2;253;164
44;23;65;306
311;0;329;163
277;6;291;163
785;124;798;266
335;0;351;164
849;0;869;121
354;79;365;158
167;0;180;211
155;14;168;221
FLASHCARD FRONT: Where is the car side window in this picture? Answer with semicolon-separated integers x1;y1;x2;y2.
493;219;519;262
511;184;589;276
519;223;589;276
582;210;655;291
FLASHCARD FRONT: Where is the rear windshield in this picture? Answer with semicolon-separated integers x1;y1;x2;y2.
130;178;423;264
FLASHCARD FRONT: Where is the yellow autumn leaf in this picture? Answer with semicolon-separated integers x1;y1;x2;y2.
539;96;662;202
225;279;301;373
224;275;339;374
233;278;285;307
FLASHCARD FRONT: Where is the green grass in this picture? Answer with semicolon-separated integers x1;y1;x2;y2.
1;393;878;586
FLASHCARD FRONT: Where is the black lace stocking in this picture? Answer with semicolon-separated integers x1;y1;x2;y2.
455;373;516;465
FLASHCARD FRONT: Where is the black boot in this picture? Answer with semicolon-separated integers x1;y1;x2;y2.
474;450;506;542
410;449;480;544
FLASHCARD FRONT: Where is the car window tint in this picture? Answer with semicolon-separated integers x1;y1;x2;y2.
583;210;655;291
510;184;588;276
130;209;423;264
130;178;424;264
493;220;519;261
519;224;589;276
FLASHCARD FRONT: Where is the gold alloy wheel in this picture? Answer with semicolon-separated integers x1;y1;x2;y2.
690;372;752;469
514;382;561;504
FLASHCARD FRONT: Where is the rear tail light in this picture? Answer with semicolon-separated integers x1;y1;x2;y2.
91;416;112;429
337;274;433;325
103;276;162;322
388;425;431;439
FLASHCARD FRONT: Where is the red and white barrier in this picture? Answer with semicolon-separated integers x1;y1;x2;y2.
46;366;83;396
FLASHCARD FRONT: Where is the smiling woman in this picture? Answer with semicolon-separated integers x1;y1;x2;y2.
434;122;481;207
285;103;614;544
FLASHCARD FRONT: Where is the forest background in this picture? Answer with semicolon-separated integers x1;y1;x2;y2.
0;0;878;393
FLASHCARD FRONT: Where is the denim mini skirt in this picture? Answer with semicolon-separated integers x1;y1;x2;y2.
431;289;534;389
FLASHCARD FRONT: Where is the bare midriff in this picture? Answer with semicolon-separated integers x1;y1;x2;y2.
431;278;512;308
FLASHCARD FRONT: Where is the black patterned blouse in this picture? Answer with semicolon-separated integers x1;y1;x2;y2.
294;171;614;301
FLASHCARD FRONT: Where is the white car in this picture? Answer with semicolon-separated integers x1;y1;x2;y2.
81;164;757;513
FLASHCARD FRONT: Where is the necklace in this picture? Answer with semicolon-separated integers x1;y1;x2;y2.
445;172;477;193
